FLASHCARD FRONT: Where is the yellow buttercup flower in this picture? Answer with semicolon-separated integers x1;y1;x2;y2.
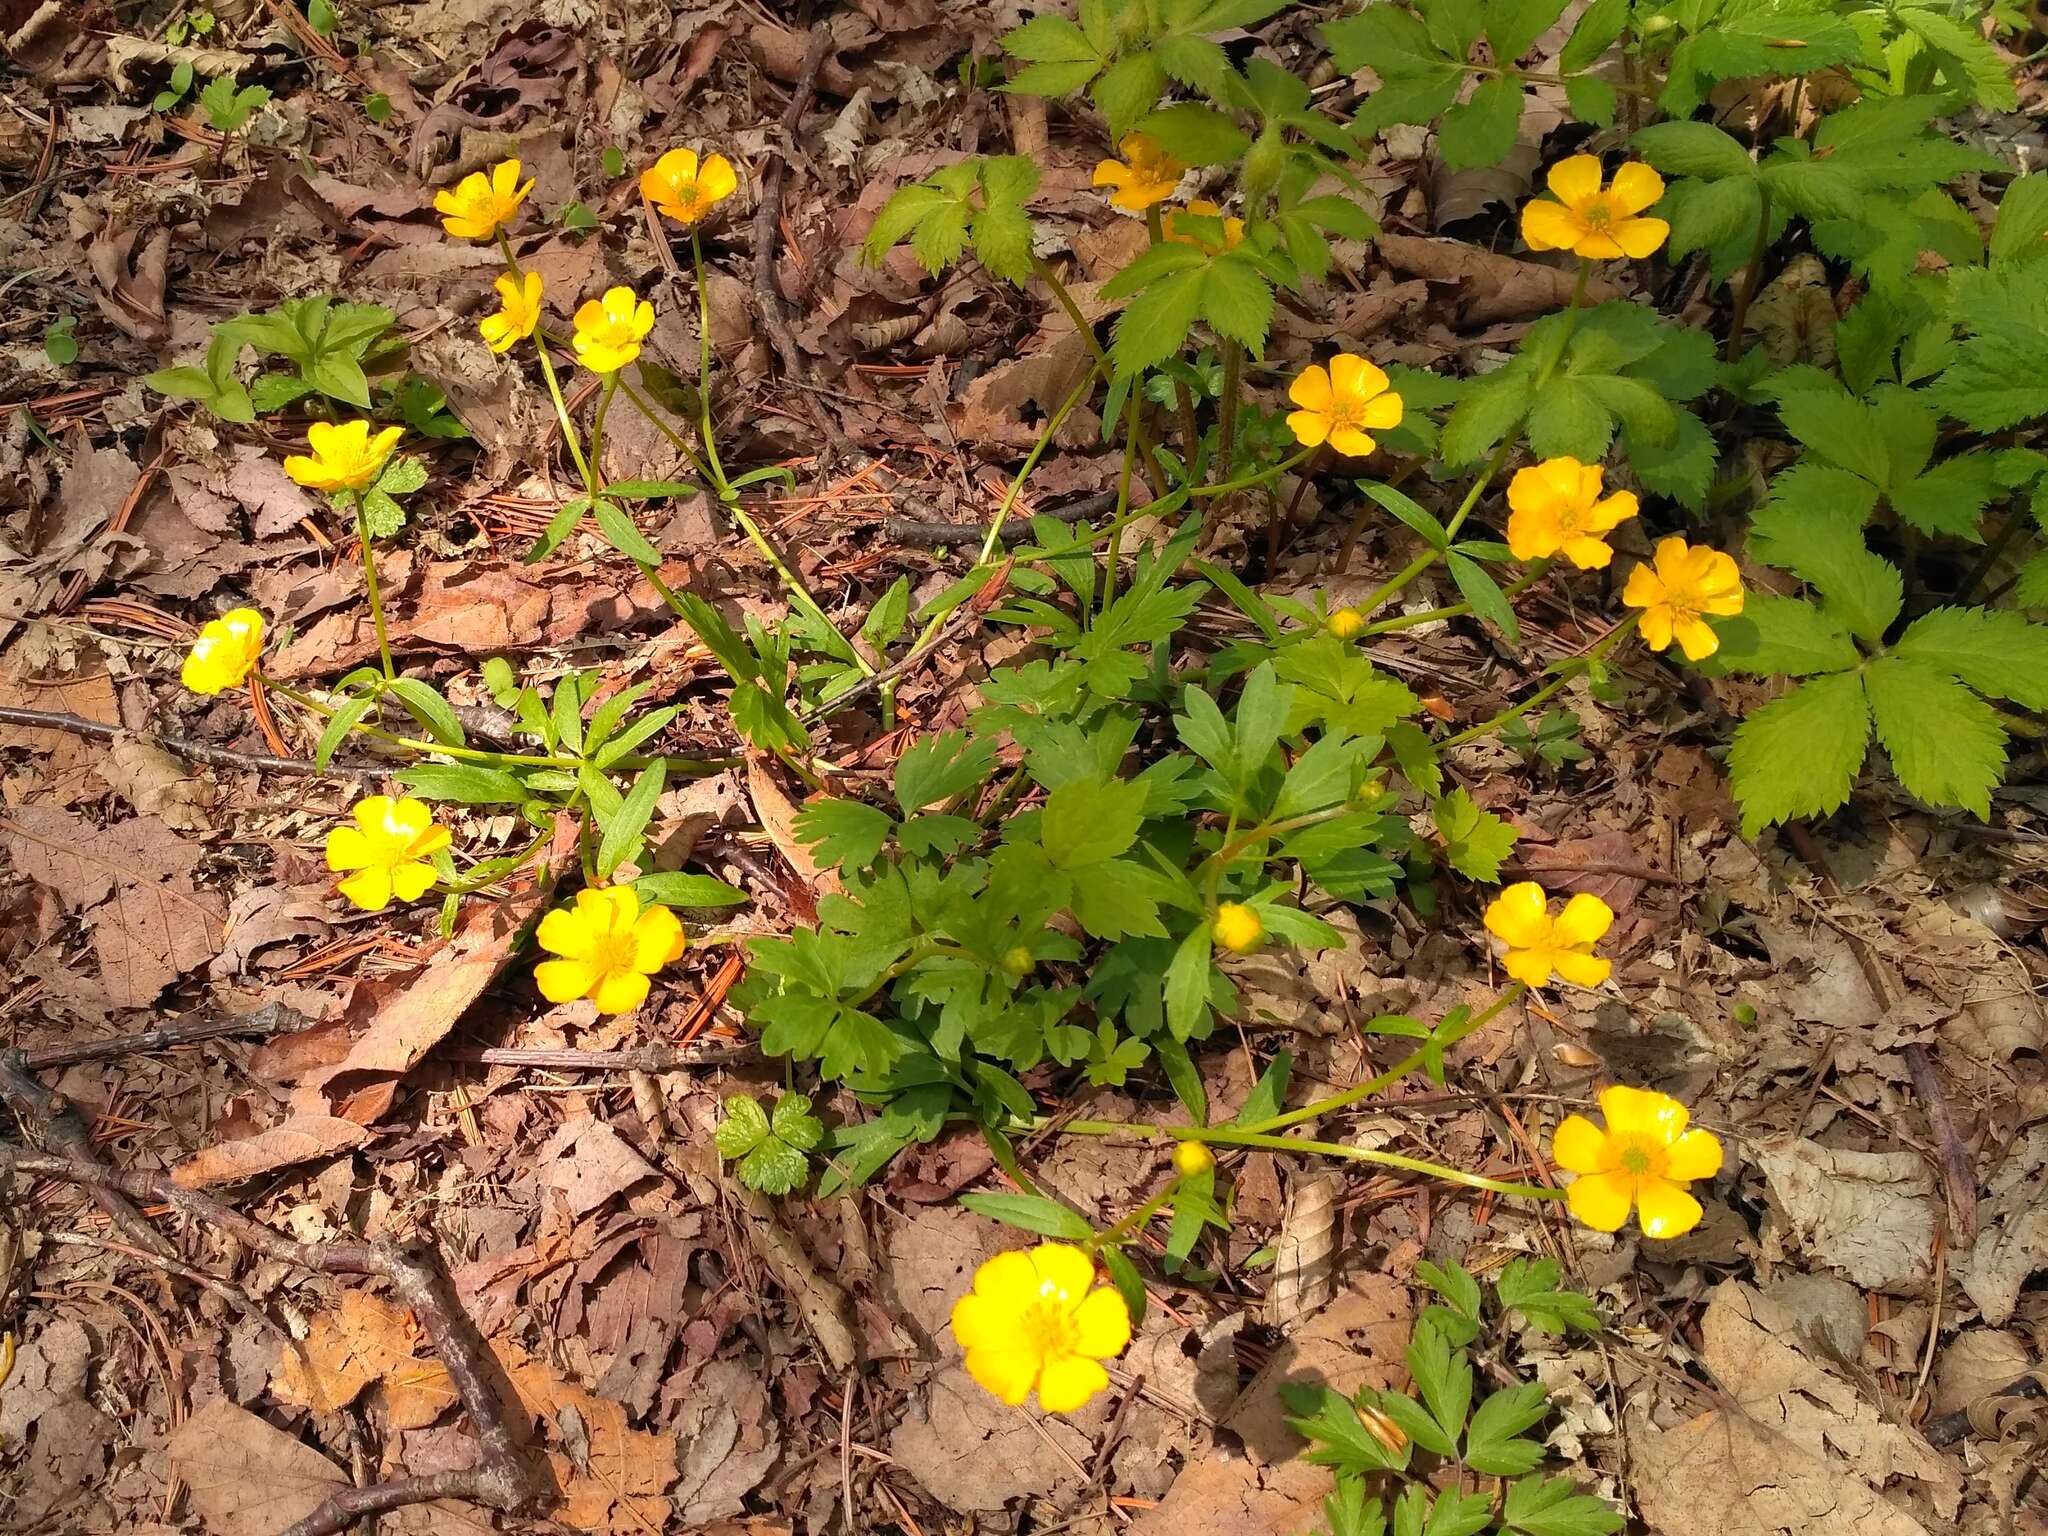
1214;902;1264;954
534;886;687;1015
283;420;403;494
1505;456;1637;570
1623;536;1745;662
1327;606;1366;640
1091;133;1184;211
1552;1084;1722;1238
433;158;534;241
1483;881;1613;990
1286;355;1404;458
642;147;739;226
1163;199;1244;251
480;270;543;354
571;285;655;375
950;1243;1131;1413
325;795;452;912
181;607;264;695
1521;156;1669;260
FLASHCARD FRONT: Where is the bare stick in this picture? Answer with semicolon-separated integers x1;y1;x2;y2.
443;1041;757;1073
1;1050;179;1261
22;1001;308;1072
0;705;379;781
0;1146;552;1535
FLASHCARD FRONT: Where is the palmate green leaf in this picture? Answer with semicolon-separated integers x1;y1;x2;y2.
1493;1256;1602;1335
1893;606;2048;711
1406;1315;1473;1441
1501;1475;1625;1536
1710;594;1860;677
1630;120;1756;180
1440;372;1528;466
1865;656;2005;819
794;798;894;869
1320;1479;1387;1536
1376;1390;1458;1457
1433;786;1517;881
1436;75;1522;171
1041;775;1147;868
1463;1380;1549;1475
1727;671;1872;836
1283;1384;1414;1476
714;1093;771;1158
1392;1485;1494;1536
1416;1257;1482;1323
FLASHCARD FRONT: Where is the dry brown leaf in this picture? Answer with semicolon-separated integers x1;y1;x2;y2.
1753;1137;1938;1293
1375;235;1619;324
536;1115;661;1216
95;735;216;831
1267;1170;1339;1325
171;1114;371;1189
746;754;837;912
498;1342;675;1532
168;1397;349;1536
272;1291;457;1430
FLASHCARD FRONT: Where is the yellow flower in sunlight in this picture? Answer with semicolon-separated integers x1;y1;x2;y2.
479;270;543;354
534;886;687;1015
1553;1084;1722;1238
433;157;534;241
1172;1141;1215;1177
1327;606;1367;640
1214;902;1264;954
1521;156;1669;260
1483;881;1613;990
642;147;739;226
181;607;264;695
284;420;403;494
951;1242;1131;1413
1505;456;1638;570
1092;133;1184;211
325;795;451;912
572;285;655;374
1163;199;1245;251
1623;536;1746;662
1286;355;1404;458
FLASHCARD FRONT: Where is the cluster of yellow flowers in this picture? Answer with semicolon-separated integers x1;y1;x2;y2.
1094;134;1248;256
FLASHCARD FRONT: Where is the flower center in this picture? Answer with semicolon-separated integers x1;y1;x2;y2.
1580;197;1616;229
587;928;639;981
1612;1134;1667;1178
1020;1297;1079;1361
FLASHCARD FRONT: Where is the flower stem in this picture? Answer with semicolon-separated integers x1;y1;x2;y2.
1030;255;1170;500
1437;613;1638;750
353;500;396;681
614;375;716;485
1087;1179;1182;1252
691;228;729;495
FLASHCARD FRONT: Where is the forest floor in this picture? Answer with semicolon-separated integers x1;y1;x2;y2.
2;0;2047;1533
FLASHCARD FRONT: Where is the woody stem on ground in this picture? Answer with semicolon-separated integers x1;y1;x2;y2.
1436;614;1639;750
353;500;396;681
1723;187;1773;364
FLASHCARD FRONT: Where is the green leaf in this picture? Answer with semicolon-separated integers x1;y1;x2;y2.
1445;549;1519;642
1093;50;1168;137
1630;121;1756;180
1991;174;2048;268
1360;481;1449;548
1710;595;1860;677
1201;255;1275;354
1888;453;2000;541
1463;1380;1549;1475
1112;266;1206;374
1748;487;1902;645
1891;5;2018;111
1421;0;1484;60
1433;786;1518;881
1416;1257;1481;1323
1501;1475;1625;1536
895;730;999;813
1284;1384;1413;1476
1893;606;2048;710
597;761;666;879
1771;378;1890;486
957;1192;1094;1240
1863;656;2004;819
1002;12;1100;63
592;498;662;566
1493;1256;1601;1335
1320;1479;1387;1536
1140;103;1251;165
1484;0;1567;62
1666;176;1764;261
1325;3;1455;77
1437;76;1523;171
1562;74;1617;127
1727;671;1872;837
1406;1316;1473;1443
1273;735;1364;820
715;1094;771;1157
1559;0;1627;69
1041;776;1148;868
1164;922;1215;1040
633;870;749;908
1100;1244;1147;1329
593;705;681;768
1525;377;1614;461
385;677;466;747
794;798;894;870
1376;1390;1458;1459
314;692;377;768
395;763;528;804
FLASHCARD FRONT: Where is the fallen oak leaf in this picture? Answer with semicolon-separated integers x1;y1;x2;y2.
272;1290;458;1430
497;1341;674;1532
172;1113;370;1189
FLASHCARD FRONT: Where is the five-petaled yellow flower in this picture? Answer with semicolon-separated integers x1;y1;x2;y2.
480;271;543;354
1484;881;1614;990
284;420;403;494
325;795;451;912
572;285;655;375
1092;133;1184;211
1521;156;1669;260
534;886;687;1015
642;147;739;226
434;158;534;241
1505;456;1637;570
182;607;265;695
1163;199;1245;251
1214;902;1264;954
1623;536;1745;662
951;1242;1131;1412
1286;356;1404;458
1552;1084;1722;1238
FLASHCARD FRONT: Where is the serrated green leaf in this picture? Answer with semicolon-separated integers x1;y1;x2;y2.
1864;655;2005;818
1093;50;1168;137
1893;606;2048;709
1433;786;1517;881
1711;595;1860;677
715;1094;771;1157
1631;120;1757;179
794;798;894;869
1727;671;1872;836
1437;75;1523;171
1562;74;1617;126
1484;0;1568;61
1463;1380;1549;1475
1140;102;1251;165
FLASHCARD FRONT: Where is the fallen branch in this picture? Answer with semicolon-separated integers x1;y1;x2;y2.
0;1144;552;1534
22;1000;308;1071
1;1049;179;1262
442;1040;757;1073
0;705;378;781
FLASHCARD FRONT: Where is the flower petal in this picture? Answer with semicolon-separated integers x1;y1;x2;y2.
1566;1171;1635;1232
1551;949;1613;988
1585;490;1639;533
1484;882;1552;949
1559;534;1615;570
1072;1287;1132;1358
1598;1084;1665;1138
950;1292;1008;1352
1507;507;1562;562
1286;410;1331;448
1621;562;1665;610
699;154;738;200
1553;893;1614;948
1551;1114;1611;1175
1503;946;1560;989
1634;1176;1704;1239
971;1250;1040;1309
590;968;651;1015
337;865;393;912
534;957;595;1003
1036;1354;1110;1413
1288;365;1333;413
1359;390;1405;430
1664;1127;1723;1183
389;861;438;903
1327;426;1378;458
1520;199;1584;251
1673;615;1721;661
1573;230;1628;261
964;1345;1041;1405
1607;162;1666;217
1637;603;1676;651
1546;155;1604;208
536;906;594;961
1030;1242;1096;1303
631;907;686;972
1612;216;1669;258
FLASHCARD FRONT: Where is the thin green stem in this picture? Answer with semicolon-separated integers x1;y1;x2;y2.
1215;340;1245;479
1188;447;1313;497
1437;614;1637;750
588;374;618;487
353;501;396;681
614;375;716;484
1354;560;1552;638
534;343;598;494
1030;255;1170;501
262;677;585;769
1087;1179;1183;1252
1103;386;1141;619
1195;1129;1559;1200
691;229;729;493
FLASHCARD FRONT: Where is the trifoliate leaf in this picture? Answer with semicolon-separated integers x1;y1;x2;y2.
1864;656;2006;818
1501;1475;1625;1536
1433;787;1518;882
1462;1381;1549;1475
1727;671;1871;836
1493;1256;1602;1335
